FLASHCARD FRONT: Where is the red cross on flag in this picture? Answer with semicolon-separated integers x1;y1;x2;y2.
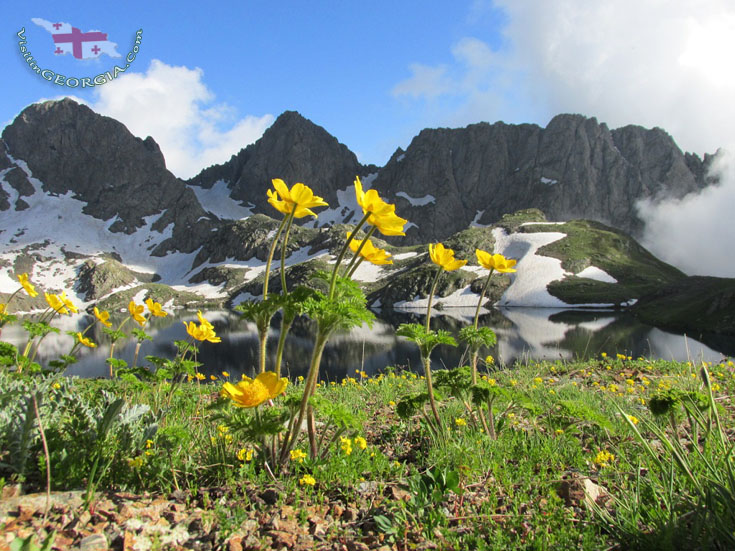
32;17;121;60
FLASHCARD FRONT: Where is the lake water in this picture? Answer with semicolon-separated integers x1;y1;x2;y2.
1;307;728;380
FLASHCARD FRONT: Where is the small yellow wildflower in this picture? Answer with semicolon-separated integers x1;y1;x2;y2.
555;429;564;435
354;436;367;450
127;456;144;469
222;371;230;378
626;415;639;425
290;449;307;463
299;474;316;486
210;375;218;380
388;400;396;407
455;418;467;427
195;372;206;381
534;377;543;384
487;378;496;386
145;439;155;449
340;436;353;456
594;450;616;469
237;448;254;462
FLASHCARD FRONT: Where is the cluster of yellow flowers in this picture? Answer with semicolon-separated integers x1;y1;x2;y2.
594;450;616;469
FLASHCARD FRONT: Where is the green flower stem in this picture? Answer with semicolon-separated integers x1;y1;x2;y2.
346;257;366;280
257;320;269;375
425;268;443;333
274;313;294;378
284;327;330;462
424;267;444;428
473;269;494;329
328;212;371;300
279;208;298;294
343;225;377;277
469;269;494;384
109;316;131;377
263;216;290;300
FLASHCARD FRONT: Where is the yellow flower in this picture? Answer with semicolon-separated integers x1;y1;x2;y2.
555;429;564;435
184;319;221;343
221;372;288;408
267;178;328;218
455;418;467;427
93;306;112;327
195;372;206;381
58;292;78;314
237;448;254;462
354;176;407;236
128;300;146;326
17;273;38;298
299;474;316;486
593;450;615;468
626;415;639;425
290;449;307;463
146;439;155;449
0;303;6;316
197;310;214;329
210;375;218;381
354;436;367;450
348;233;393;265
475;249;517;273
145;298;168;318
75;333;96;348
340;436;353;456
45;292;69;315
388;400;396;407
429;243;467;272
222;371;230;378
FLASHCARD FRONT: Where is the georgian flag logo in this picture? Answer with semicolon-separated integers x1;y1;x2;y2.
32;18;121;59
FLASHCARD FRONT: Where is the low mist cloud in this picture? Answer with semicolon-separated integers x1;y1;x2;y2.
637;147;735;277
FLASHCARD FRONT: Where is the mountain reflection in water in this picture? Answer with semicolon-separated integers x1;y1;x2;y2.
3;307;726;380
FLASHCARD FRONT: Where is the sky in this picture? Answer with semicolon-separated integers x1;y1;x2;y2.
3;0;735;276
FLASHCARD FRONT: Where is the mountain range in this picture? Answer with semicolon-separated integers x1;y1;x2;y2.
0;98;732;346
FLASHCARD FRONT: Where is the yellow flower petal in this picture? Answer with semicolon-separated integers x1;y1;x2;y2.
93;306;112;327
429;243;467;271
354;176;408;236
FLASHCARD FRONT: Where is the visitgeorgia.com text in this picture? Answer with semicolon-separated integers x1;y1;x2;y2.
16;28;143;87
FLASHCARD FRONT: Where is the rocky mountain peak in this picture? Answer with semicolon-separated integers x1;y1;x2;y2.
0;98;213;254
373;113;708;244
188;110;366;217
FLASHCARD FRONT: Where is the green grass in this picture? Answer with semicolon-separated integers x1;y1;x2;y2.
2;355;734;549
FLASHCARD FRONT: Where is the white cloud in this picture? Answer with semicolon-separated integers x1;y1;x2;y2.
495;0;735;156
638;146;735;277
85;59;273;178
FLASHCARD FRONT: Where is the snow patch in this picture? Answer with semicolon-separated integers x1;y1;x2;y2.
576;266;618;283
190;179;254;220
540;176;558;185
492;227;571;307
470;210;488;228
395;192;436;207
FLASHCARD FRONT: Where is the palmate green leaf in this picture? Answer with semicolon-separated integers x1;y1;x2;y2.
309;394;360;430
235;296;283;331
217;406;289;441
396;391;442;419
48;354;77;372
103;327;127;342
131;328;152;342
396;323;457;357
22;321;58;338
303;273;374;333
470;380;507;405
0;341;18;366
459;326;497;350
434;366;473;396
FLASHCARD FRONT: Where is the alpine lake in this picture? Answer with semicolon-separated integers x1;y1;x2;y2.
4;306;729;381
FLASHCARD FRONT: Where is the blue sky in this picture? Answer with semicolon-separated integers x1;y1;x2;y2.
4;1;735;275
